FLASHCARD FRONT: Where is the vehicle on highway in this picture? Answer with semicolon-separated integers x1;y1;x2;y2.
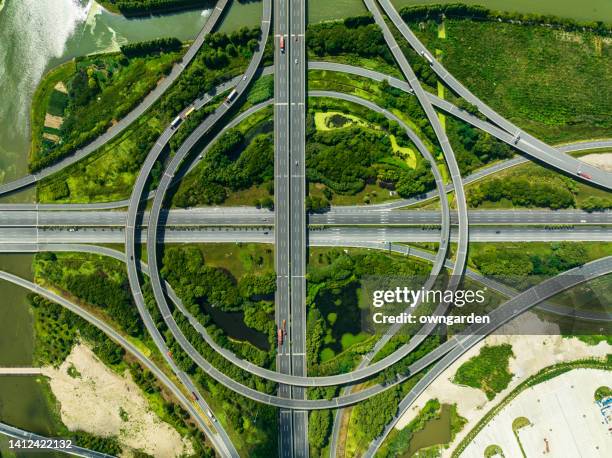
183;106;195;118
420;50;434;65
294;58;298;64
277;327;284;346
225;89;238;104
171;116;182;129
207;409;217;422
191;392;199;401
282;319;287;336
577;170;592;180
279;35;285;53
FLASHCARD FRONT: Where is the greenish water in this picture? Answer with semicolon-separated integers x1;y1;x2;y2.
218;0;262;33
402;404;452;457
0;255;65;455
307;0;612;23
0;0;211;201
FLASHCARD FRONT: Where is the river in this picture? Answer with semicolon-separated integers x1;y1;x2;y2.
307;0;612;24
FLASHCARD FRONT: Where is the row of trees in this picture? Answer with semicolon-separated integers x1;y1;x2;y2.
121;37;182;57
108;0;212;16
399;3;611;34
468;176;575;209
472;242;589;279
307;20;394;64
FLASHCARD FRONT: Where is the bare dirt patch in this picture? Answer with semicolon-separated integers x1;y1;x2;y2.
44;113;63;130
579;152;612;172
53;81;68;94
42;343;193;457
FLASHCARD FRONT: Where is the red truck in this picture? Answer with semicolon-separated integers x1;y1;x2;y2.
577;170;592;180
277;328;284;346
279;35;285;53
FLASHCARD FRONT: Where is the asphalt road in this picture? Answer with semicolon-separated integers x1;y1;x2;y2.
1;225;610;244
287;0;309;454
274;0;296;454
0;0;230;197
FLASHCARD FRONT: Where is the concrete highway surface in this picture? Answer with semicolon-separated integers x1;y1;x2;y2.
274;0;296;454
0;225;610;245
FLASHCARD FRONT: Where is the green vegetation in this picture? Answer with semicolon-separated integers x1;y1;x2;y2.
307;16;395;71
34;252;142;338
467;166;578;209
468;242;612;285
453;344;514;400
38;27;262;203
484;444;505;458
246;75;274;104
448;117;514;175
33;249;276;456
29;295;215;457
409;8;612;143
30;47;183;172
172;129;273;208
378;400;467;458
399;3;611;34
595;385;612;401
453;357;612;457
306;248;431;375
309;409;332;457
120;37;182;57
306;100;435;203
99;0;212;16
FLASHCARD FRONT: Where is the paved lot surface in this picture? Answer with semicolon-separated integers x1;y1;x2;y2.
462;368;612;458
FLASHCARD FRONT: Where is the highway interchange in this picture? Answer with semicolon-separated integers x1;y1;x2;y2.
0;0;611;457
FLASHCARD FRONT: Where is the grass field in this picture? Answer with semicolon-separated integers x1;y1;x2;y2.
30;51;182;171
453;344;514;400
416;19;612;143
463;158;611;210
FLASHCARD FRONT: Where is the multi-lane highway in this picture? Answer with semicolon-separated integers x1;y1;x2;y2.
0;225;610;245
1;1;611;455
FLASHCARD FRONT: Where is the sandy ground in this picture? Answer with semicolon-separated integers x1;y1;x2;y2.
43;132;60;142
42;343;193;457
580;153;612;172
462;368;611;458
53;81;68;94
44;113;63;129
394;312;612;457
